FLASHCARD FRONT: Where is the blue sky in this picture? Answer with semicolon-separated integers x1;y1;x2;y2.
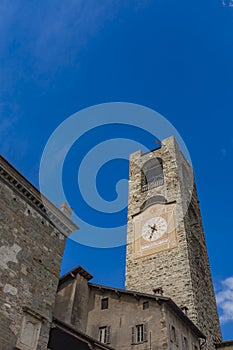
0;0;233;340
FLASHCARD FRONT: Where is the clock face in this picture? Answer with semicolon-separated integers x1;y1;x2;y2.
142;217;167;241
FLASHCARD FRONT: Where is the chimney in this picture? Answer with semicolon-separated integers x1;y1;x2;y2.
60;202;72;218
180;305;189;315
153;287;163;296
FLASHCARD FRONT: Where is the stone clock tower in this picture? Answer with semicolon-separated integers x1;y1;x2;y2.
125;136;221;349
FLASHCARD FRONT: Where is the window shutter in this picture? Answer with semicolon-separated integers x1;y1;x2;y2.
182;335;188;350
106;326;111;344
131;326;135;344
181;335;184;349
169;324;176;343
169;324;172;341
143;322;148;342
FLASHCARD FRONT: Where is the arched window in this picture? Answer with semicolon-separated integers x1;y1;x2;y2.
141;158;164;192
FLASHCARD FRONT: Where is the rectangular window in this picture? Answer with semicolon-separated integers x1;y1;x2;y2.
132;323;148;344
16;312;42;350
143;301;149;310
101;297;109;310
170;325;177;343
99;326;111;344
182;336;188;350
136;324;144;343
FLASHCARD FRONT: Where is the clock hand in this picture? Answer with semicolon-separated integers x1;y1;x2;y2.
148;224;157;232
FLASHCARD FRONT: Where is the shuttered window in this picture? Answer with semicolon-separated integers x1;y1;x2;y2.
169;325;177;343
99;326;111;344
182;336;188;350
131;323;148;344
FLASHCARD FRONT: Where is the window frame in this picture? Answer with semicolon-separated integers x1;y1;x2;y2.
141;158;164;192
132;323;148;344
182;335;189;350
98;326;111;344
101;297;109;310
170;325;177;344
143;301;149;310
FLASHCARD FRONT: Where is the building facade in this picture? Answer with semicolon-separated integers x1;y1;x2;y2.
54;266;205;350
0;156;77;350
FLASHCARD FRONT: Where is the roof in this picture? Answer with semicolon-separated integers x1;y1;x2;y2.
59;265;93;287
215;341;233;348
89;282;205;339
0;155;78;236
49;318;115;350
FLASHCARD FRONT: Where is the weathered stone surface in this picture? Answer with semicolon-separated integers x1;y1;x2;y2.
125;136;222;350
0;156;76;350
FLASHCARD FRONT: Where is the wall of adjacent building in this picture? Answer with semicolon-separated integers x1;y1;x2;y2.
216;342;233;350
86;289;166;350
54;273;90;332
0;177;66;350
164;305;201;350
54;276;203;350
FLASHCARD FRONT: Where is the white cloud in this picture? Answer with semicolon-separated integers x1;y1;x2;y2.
221;0;233;6
223;277;233;289
216;276;233;324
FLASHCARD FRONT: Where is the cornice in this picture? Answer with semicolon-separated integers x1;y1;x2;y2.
0;155;78;237
58;265;93;288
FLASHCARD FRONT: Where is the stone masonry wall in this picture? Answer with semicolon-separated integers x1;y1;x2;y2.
0;177;66;350
125;136;221;349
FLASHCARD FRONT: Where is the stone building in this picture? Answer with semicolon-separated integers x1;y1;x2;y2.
125;136;222;349
0;156;77;349
54;265;205;350
215;341;233;350
0;136;230;350
48;318;114;350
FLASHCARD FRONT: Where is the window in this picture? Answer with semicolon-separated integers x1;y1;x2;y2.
101;298;109;310
132;323;148;344
136;325;144;343
141;158;164;192
16;310;42;350
143;301;149;310
99;326;111;344
182;336;189;350
170;325;177;343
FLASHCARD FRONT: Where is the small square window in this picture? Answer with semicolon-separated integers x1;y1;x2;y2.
101;298;109;310
143;301;149;310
